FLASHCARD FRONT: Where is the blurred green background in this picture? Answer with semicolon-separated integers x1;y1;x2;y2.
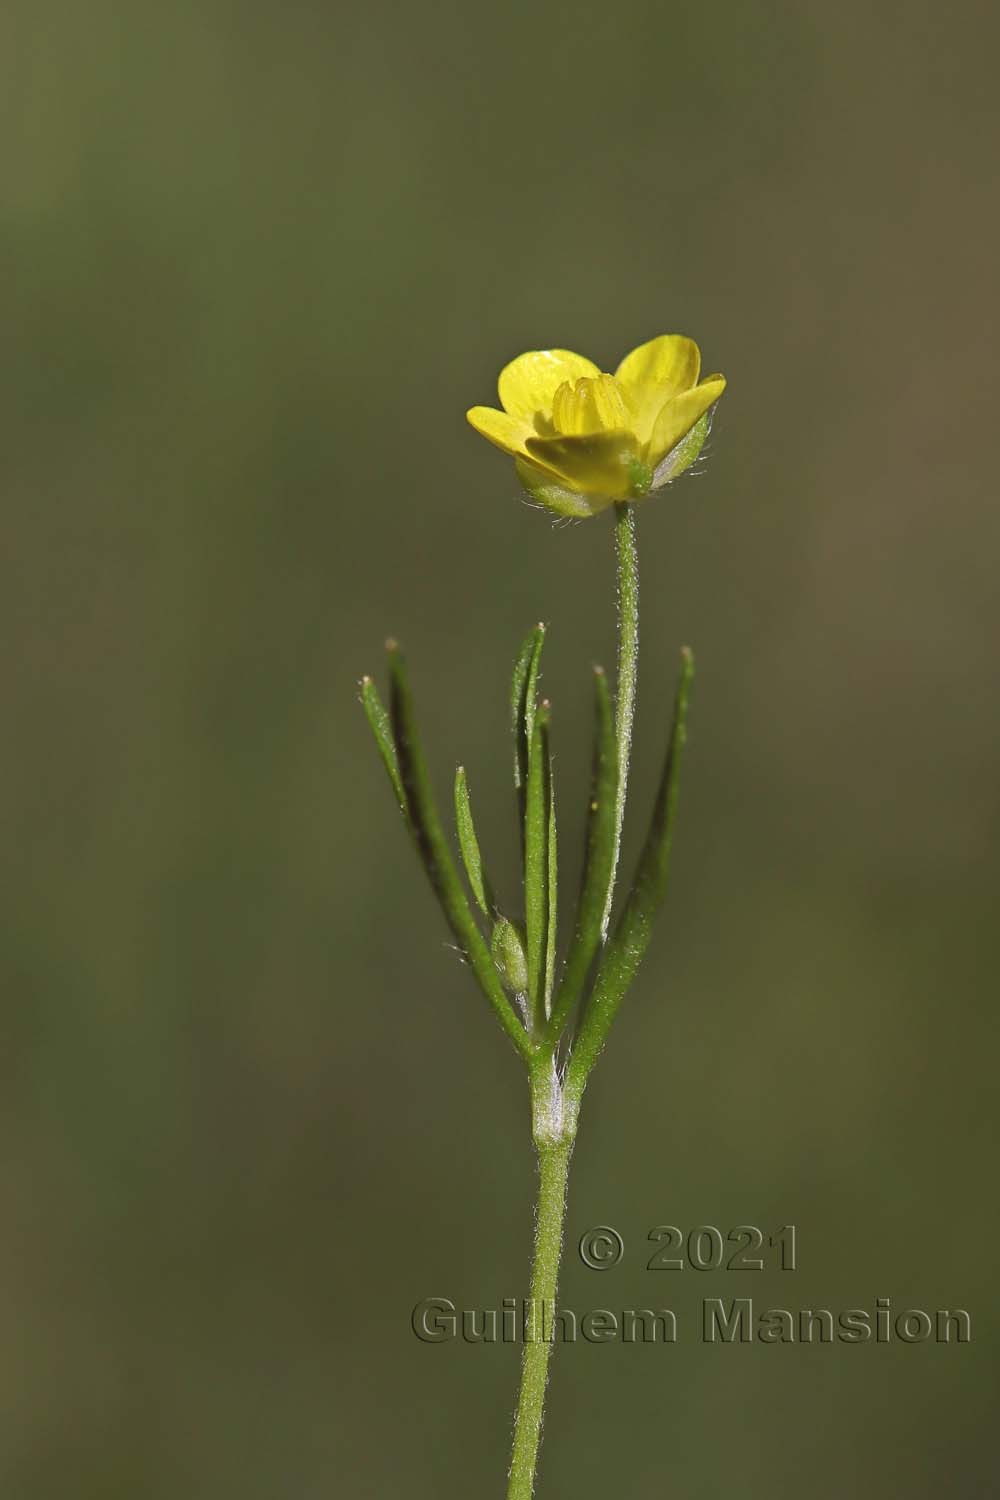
2;1;997;1495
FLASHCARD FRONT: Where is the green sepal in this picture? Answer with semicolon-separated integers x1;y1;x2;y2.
515;457;608;518
651;411;711;488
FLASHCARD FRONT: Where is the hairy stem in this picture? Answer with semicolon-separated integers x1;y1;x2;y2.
508;503;640;1496
601;501;639;937
506;1068;574;1500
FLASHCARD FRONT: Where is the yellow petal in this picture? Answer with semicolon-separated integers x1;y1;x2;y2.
498;349;602;420
647;376;726;469
466;405;533;461
615;334;701;397
615;335;702;443
525;430;639;500
551;373;631;436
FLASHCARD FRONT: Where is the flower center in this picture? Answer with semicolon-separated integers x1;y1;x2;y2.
549;374;631;436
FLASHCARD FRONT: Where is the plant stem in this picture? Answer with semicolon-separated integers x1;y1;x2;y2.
508;503;640;1496
601;500;639;937
507;1069;574;1500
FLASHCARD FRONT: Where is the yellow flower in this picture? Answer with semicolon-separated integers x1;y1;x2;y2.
467;335;726;517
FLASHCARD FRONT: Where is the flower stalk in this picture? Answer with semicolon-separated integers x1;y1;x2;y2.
603;500;639;937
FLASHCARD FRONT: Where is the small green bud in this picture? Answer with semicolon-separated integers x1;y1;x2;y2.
491;917;529;995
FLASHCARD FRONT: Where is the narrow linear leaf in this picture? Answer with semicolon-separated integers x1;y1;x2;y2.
359;674;407;820
523;629;545;757
511;623;546;824
544;747;558;1019
545;665;618;1047
387;645;532;1062
567;649;694;1092
454;765;494;917
524;699;551;1030
510;629;536;792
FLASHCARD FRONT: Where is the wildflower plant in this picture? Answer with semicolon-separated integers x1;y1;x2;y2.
361;335;726;1499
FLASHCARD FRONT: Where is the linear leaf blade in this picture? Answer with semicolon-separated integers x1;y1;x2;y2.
454;765;493;917
544;745;558;1018
511;623;546;820
386;644;531;1061
567;649;694;1091
523;699;550;1030
359;673;408;821
545;665;617;1046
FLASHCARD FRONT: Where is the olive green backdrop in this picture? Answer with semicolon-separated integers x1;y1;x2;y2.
2;1;997;1495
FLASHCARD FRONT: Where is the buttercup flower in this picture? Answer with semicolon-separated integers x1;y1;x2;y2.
467;335;726;517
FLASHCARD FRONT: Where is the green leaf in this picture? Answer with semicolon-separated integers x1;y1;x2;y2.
454;765;494;917
511;623;546;819
545;665;618;1047
566;649;694;1092
524;699;551;1030
544;745;558;1018
386;644;532;1062
359;673;407;821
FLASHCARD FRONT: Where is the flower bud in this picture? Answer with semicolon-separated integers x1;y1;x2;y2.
491;917;529;995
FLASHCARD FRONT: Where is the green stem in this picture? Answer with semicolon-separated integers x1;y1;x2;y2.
601;501;639;937
507;504;641;1496
507;1066;574;1500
